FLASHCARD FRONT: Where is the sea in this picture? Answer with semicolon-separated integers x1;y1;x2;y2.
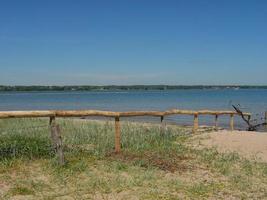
0;89;267;130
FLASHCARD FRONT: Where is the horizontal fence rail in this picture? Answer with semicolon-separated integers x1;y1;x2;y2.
0;109;251;165
0;109;251;118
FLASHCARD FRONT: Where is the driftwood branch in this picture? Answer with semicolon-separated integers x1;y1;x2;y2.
232;105;267;131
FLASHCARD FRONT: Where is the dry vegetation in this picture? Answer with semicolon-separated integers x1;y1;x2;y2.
0;118;267;199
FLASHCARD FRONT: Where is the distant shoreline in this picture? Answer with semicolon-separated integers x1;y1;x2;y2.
1;85;267;92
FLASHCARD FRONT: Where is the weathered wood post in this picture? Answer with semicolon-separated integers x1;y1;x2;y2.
230;114;234;131
193;113;199;133
160;115;164;123
160;115;166;135
50;116;65;165
215;114;218;130
115;116;121;153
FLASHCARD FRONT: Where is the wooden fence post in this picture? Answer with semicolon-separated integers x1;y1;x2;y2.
160;115;164;123
230;114;234;131
50;116;65;165
115;116;121;153
215;114;218;130
160;115;166;135
193;114;199;133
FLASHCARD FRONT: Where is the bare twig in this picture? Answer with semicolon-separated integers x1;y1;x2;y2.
232;105;267;131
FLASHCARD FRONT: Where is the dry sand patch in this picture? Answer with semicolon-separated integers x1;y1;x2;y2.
192;130;267;162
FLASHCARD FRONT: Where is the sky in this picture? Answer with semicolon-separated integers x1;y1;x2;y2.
0;0;267;85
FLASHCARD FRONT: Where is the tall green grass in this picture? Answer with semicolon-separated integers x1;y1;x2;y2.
0;118;53;160
0;118;190;162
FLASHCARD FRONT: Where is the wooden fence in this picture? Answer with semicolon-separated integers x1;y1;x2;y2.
0;109;251;165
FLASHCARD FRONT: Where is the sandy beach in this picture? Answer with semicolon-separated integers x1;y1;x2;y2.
192;130;267;162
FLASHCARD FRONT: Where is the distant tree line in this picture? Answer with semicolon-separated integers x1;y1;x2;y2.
0;85;267;92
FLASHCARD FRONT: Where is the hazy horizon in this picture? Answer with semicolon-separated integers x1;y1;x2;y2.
1;84;267;87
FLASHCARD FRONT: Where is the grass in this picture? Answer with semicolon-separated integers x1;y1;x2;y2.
0;118;267;199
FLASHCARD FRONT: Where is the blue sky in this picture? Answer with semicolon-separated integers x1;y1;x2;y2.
0;0;267;85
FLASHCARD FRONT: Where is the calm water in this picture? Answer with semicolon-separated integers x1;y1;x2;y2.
0;89;267;129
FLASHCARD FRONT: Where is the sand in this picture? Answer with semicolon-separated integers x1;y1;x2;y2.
192;130;267;162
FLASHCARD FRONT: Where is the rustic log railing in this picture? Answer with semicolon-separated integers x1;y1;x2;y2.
0;109;251;165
